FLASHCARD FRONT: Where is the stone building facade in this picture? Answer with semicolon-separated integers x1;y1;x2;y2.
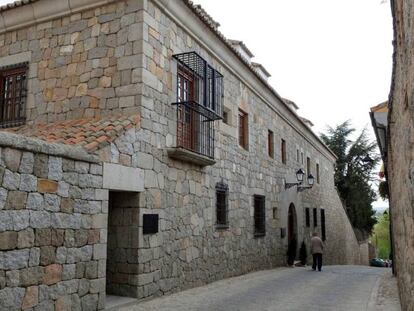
0;0;365;309
389;1;414;310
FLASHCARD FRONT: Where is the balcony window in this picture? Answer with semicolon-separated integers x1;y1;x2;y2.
171;52;223;163
0;64;27;128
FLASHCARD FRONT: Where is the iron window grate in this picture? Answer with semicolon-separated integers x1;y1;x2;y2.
254;195;266;236
216;181;229;228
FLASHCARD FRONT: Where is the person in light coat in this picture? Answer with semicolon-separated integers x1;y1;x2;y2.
310;232;324;271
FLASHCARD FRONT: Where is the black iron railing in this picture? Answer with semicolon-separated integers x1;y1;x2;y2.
172;101;215;159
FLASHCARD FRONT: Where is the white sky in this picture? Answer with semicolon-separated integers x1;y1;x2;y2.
0;0;391;208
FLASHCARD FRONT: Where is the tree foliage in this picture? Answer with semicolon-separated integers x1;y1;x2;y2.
372;211;390;259
320;121;379;234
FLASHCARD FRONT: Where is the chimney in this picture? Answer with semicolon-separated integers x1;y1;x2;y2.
228;39;254;63
251;62;271;81
283;98;299;113
300;117;314;128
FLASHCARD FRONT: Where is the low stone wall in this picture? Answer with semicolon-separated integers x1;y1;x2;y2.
0;145;107;311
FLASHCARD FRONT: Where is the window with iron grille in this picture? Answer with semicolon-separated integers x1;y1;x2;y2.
321;209;326;241
0;64;28;128
216;182;229;228
268;130;274;158
239;109;248;150
281;139;286;164
305;208;310;227
172;52;223;159
254;195;265;236
313;208;318;227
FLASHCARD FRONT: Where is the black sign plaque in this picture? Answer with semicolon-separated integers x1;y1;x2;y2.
143;214;159;234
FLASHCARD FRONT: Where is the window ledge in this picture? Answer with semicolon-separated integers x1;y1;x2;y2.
167;147;216;167
254;232;266;238
215;224;229;230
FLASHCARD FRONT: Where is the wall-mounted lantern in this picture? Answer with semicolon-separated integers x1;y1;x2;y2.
284;168;314;192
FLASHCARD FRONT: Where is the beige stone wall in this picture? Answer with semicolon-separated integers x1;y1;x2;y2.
0;1;146;125
0;0;369;306
389;1;414;310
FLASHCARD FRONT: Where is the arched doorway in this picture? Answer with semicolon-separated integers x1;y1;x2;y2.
287;203;298;266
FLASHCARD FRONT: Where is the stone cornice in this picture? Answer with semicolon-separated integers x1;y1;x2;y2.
0;0;118;34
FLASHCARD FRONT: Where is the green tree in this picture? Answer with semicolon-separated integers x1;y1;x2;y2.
372;211;390;259
320;121;379;234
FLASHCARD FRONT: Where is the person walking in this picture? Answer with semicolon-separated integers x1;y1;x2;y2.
310;232;324;271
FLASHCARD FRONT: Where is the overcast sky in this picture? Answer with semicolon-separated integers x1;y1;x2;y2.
0;0;391;208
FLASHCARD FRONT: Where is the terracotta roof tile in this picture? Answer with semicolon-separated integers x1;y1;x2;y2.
3;114;140;153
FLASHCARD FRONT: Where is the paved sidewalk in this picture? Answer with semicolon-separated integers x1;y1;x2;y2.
108;265;401;311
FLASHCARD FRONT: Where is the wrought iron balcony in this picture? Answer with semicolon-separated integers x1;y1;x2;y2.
169;51;224;165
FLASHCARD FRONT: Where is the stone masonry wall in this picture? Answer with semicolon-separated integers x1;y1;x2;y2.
0;0;146;125
90;0;364;300
0;0;366;307
0;146;107;311
389;1;414;310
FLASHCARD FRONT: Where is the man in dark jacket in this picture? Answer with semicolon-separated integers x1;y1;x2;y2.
311;232;324;271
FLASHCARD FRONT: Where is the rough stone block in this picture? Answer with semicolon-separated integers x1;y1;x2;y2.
81;294;98;311
5;270;19;287
33;154;49;178
43;264;62;285
19;267;43;286
1;249;29;270
3;169;20;190
27;193;44;210
30;211;51;229
11;211;30;231
18;228;35;248
0;231;18;250
38;179;58;193
19;174;37;192
3;148;22;172
5;191;28;210
0;287;25;308
48;157;63;181
19;152;34;174
40;246;56;266
44;194;61;212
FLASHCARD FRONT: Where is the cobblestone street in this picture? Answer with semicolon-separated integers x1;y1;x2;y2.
110;266;400;311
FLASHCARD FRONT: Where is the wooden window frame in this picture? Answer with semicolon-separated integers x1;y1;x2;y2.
281;139;286;164
216;183;229;229
254;195;266;237
268;130;274;158
0;64;28;128
238;109;248;150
